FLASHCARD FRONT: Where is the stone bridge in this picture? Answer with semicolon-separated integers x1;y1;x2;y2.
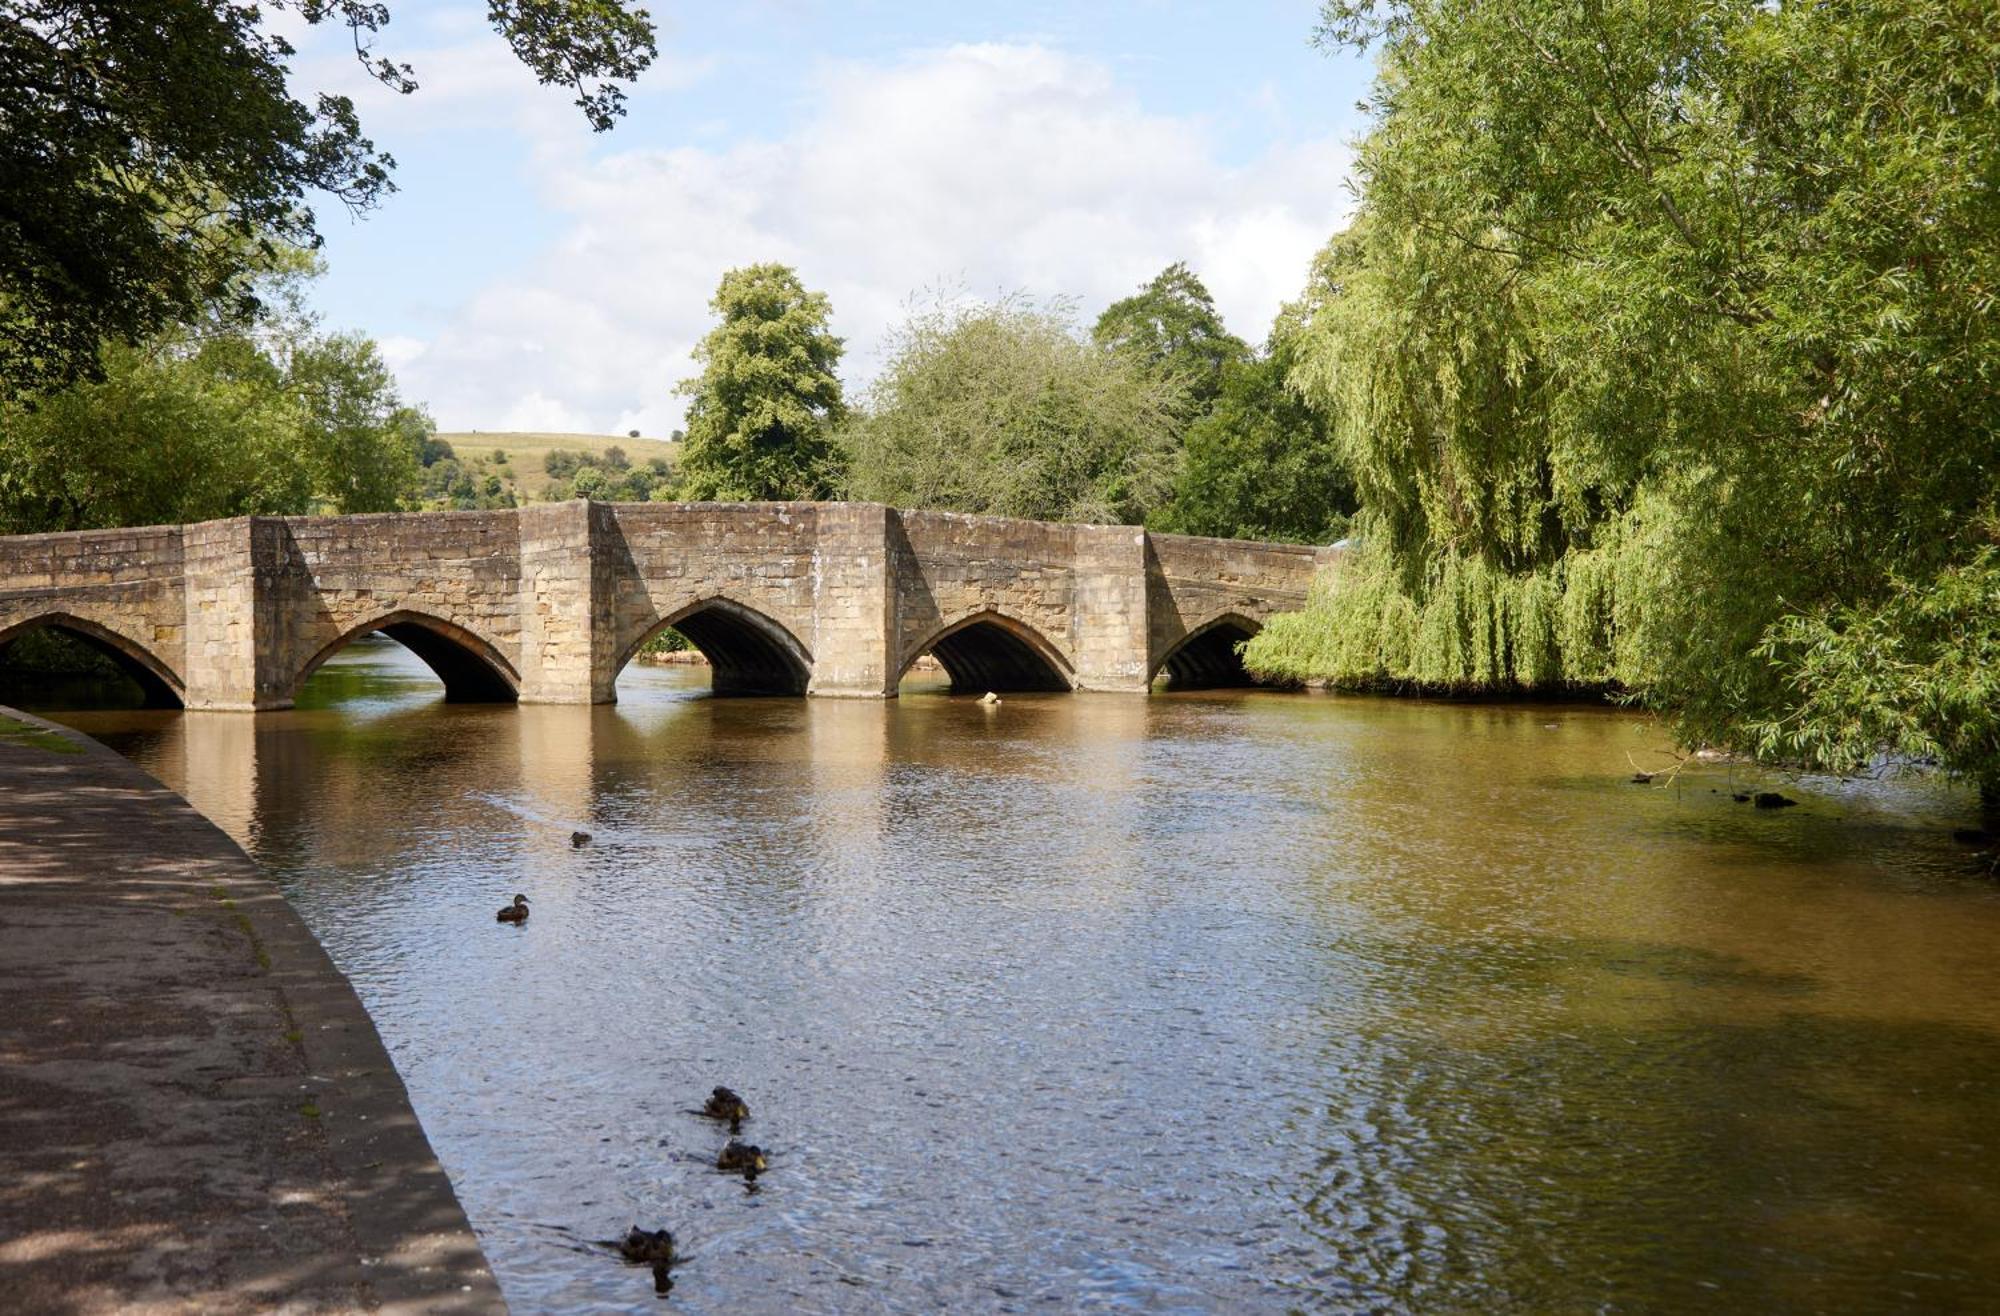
0;502;1338;709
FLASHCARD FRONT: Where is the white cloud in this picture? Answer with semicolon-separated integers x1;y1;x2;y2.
359;41;1356;432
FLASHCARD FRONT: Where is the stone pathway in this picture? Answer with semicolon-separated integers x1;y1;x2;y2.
0;707;502;1314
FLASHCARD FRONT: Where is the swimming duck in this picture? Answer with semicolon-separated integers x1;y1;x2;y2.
717;1139;767;1178
618;1225;675;1265
496;894;530;924
702;1085;750;1128
571;830;592;848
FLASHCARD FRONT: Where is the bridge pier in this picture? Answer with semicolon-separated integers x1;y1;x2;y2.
0;504;1338;709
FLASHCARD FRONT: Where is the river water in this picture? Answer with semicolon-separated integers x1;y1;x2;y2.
34;637;2000;1312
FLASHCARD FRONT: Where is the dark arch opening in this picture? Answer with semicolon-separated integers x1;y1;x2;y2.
1155;617;1260;690
297;613;518;704
0;616;183;709
618;599;811;697
911;614;1073;694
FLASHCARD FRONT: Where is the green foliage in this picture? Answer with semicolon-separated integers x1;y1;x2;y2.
674;265;848;502
541;446;673;502
413;445;518;511
639;626;691;655
1258;0;2000;786
1749;543;2000;785
844;294;1185;524
1151;336;1354;543
0;0;655;399
0;267;433;531
1092;262;1249;409
290;334;424;515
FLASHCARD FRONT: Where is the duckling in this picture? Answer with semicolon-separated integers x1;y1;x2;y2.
702;1085;750;1129
618;1225;675;1265
717;1138;767;1179
571;830;592;848
495;894;530;924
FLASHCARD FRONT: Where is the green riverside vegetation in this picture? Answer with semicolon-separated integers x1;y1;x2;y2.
1246;0;2000;798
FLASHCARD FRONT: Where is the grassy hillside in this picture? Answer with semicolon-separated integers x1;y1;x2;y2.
434;431;682;502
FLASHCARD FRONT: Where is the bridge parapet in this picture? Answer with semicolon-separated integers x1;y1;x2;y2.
0;503;1338;707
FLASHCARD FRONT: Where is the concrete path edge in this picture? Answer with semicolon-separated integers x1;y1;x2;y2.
0;706;505;1313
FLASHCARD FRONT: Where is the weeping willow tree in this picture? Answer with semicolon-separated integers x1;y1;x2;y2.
1249;0;2000;793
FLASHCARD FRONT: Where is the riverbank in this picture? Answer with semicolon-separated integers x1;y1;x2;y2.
0;706;501;1314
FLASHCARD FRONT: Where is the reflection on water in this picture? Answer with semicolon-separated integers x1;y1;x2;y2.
39;637;2000;1312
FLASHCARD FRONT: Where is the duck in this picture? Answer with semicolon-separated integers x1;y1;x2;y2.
571;830;592;848
702;1085;750;1128
495;894;531;924
717;1139;767;1179
618;1225;675;1265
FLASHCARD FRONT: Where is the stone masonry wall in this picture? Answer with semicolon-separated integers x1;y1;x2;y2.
1143;533;1332;677
887;510;1085;681
260;511;525;703
0;503;1340;707
0;524;189;693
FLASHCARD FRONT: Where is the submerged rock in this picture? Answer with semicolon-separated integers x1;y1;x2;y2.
1752;792;1799;809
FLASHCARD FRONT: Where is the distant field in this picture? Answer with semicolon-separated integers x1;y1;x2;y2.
434;431;682;501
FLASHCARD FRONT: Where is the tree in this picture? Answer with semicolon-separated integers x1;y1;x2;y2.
0;0;656;399
1152;333;1353;544
845;293;1184;524
1250;0;2000;791
289;334;422;515
0;265;433;532
1092;262;1249;410
673;265;848;502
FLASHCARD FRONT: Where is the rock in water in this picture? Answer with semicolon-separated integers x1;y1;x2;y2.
1753;792;1798;809
979;691;1001;705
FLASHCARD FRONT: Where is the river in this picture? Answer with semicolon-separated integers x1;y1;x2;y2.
31;636;2000;1312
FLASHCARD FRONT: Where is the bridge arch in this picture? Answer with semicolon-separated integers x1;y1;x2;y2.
614;596;813;697
1152;613;1262;690
293;610;519;704
901;609;1075;694
0;611;186;708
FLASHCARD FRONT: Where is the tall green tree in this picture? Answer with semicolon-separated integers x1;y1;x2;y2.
673;264;848;502
1092;262;1249;410
1250;0;2000;791
845;294;1184;524
0;0;656;399
289;334;424;515
1153;332;1354;544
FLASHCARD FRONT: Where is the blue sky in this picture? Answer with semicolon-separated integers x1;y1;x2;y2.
291;2;1375;434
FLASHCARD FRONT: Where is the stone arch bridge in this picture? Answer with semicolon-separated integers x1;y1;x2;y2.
0;502;1339;709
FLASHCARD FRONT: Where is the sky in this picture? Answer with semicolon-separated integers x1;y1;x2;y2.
285;2;1377;436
